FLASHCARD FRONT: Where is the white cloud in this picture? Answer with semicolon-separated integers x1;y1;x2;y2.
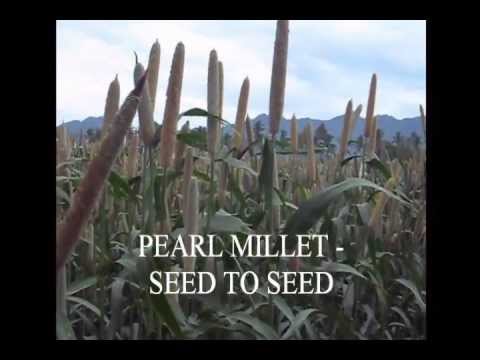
292;20;426;73
56;20;426;127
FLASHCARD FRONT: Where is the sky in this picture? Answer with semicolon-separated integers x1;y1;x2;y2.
56;20;426;128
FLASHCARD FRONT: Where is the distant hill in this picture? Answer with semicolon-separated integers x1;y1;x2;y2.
58;113;422;140
242;113;422;141
59;116;103;136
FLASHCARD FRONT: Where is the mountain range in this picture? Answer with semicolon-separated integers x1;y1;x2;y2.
58;113;422;141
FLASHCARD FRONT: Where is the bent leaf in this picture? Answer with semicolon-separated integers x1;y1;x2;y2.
67;276;97;296
280;178;412;251
228;312;279;340
394;278;426;313
281;309;318;339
